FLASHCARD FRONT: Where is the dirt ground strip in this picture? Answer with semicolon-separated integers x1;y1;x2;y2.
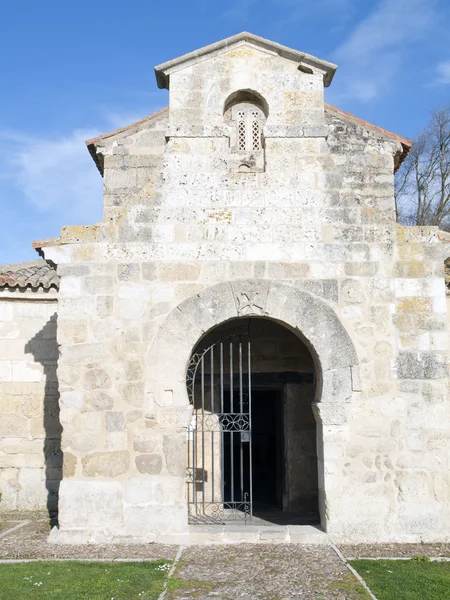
340;543;450;559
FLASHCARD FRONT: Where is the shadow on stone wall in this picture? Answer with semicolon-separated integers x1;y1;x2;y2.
25;313;62;526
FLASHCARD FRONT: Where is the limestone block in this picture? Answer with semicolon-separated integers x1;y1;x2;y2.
17;468;45;509
69;433;98;452
123;475;184;506
396;352;447;379
74;412;103;433
0;303;14;321
433;474;450;501
340;279;365;304
123;504;187;535
59;277;82;297
163;433;186;476
133;430;162;453
58;480;123;529
60;390;84;409
0;396;22;414
22;396;42;418
120;382;144;407
84;368;112;390
60;343;110;366
0;415;28;437
141;262;156;281
59;297;96;316
105;412;125;432
117;299;146;320
0;360;12;381
82;451;130;478
135;454;163;474
198;282;238;324
321;368;352;403
396;471;431;503
118;283;151;300
97;296;114;317
86;391;114;411
125;361;143;381
104;431;127;451
57;319;88;345
313;403;346;425
11;361;42;382
118;263;140;281
63;453;77;477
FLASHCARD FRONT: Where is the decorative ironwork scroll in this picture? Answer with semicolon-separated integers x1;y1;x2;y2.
186;332;253;524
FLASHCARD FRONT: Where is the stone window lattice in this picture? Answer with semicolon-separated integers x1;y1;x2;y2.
234;105;264;152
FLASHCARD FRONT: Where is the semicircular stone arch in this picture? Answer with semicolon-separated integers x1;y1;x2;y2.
147;279;359;426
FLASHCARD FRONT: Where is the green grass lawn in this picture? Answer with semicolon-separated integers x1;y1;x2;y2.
351;558;450;600
0;560;172;600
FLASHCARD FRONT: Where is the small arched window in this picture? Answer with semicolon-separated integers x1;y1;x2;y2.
224;91;268;161
235;105;264;151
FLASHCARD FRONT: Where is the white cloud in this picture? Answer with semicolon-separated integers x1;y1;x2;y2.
433;60;450;85
0;128;103;225
330;0;437;102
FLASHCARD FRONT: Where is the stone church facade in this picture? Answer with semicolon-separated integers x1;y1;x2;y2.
1;33;450;544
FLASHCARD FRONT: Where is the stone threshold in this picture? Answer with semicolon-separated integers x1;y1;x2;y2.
187;524;328;545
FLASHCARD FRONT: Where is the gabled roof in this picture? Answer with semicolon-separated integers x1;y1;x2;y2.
86;103;412;175
325;104;412;170
154;32;337;89
85;107;169;174
0;260;59;290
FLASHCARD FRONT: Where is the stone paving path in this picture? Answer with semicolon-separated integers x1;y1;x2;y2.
167;544;370;600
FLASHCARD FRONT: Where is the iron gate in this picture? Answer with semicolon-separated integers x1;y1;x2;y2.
186;331;253;523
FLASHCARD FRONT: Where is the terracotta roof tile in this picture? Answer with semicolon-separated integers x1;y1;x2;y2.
0;260;59;290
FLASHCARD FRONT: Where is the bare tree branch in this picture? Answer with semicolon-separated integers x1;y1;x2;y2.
395;104;450;229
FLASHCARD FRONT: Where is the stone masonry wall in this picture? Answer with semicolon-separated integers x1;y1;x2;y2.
0;288;60;512
42;43;450;543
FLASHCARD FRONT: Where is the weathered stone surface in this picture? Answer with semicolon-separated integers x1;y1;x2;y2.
396;352;447;379
63;452;77;477
105;412;125;432
135;454;162;474
82;451;130;477
84;368;111;390
123;475;184;505
58;480;123;529
163;434;186;476
133;430;162;453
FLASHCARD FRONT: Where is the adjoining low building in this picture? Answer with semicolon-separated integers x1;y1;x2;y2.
1;32;450;544
0;261;60;517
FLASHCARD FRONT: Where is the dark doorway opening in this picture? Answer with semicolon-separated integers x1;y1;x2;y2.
222;389;284;512
187;317;320;526
251;389;284;512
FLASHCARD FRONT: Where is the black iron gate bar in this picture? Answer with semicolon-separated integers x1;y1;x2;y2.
186;333;253;524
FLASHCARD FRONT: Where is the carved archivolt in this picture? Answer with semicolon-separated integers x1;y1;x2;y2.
147;279;358;417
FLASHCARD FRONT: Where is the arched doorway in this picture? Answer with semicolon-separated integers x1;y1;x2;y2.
186;317;318;525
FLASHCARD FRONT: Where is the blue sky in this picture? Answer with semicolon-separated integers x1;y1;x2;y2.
1;0;449;263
